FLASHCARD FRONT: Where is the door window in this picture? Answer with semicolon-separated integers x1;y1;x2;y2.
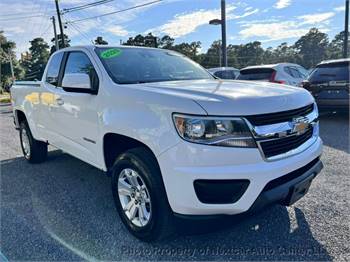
45;52;64;86
63;52;99;90
284;66;302;78
290;67;302;78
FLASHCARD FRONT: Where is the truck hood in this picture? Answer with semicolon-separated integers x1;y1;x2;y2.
142;79;314;116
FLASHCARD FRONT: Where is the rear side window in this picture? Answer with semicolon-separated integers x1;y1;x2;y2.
237;68;274;80
46;52;63;86
285;67;302;78
214;70;236;79
309;62;350;83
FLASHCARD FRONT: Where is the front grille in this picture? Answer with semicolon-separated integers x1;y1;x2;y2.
245;104;314;126
259;128;314;158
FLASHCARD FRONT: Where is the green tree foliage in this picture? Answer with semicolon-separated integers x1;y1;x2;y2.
294;28;329;68
123;33;202;61
0;31;24;90
171;41;202;61
158;35;175;49
4;27;349;86
229;41;265;68
21;37;50;80
94;36;108;45
200;40;222;68
50;34;71;54
123;33;159;47
328;31;350;59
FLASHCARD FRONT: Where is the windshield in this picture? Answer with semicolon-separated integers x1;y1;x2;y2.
95;47;213;84
309;62;349;83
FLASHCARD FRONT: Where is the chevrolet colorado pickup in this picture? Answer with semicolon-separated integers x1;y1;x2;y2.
11;46;323;241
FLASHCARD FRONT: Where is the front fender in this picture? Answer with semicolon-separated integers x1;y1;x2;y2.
99;86;207;158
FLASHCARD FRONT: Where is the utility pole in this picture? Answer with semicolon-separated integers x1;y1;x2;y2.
221;0;227;67
0;44;2;88
344;0;349;58
209;1;228;67
51;16;59;51
54;0;65;48
9;53;14;79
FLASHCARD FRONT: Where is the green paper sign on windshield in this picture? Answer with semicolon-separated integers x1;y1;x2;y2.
100;48;122;59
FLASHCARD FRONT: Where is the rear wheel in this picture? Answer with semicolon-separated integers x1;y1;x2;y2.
111;147;174;241
19;121;47;163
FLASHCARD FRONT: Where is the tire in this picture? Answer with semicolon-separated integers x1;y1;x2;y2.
111;147;174;241
19;120;47;163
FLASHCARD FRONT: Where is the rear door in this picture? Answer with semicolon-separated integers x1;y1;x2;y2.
40;51;64;141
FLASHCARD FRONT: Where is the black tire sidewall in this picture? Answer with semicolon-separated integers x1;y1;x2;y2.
19;120;47;163
111;150;170;240
19;121;33;160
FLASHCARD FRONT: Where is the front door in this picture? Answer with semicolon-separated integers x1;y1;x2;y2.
50;50;102;168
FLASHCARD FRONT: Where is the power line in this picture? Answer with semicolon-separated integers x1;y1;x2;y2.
66;0;163;24
39;23;52;38
0;14;49;22
67;23;93;44
62;0;115;13
0;11;51;17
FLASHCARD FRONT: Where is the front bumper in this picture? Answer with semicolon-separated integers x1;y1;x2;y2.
316;98;349;112
158;137;323;216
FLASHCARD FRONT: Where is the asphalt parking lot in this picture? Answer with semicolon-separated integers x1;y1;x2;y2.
0;103;349;261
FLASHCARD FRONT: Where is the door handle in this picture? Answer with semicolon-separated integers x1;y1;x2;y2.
56;98;64;106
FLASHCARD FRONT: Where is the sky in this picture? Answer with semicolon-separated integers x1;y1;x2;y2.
0;0;347;57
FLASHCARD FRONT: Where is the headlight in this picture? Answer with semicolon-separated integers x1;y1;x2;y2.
173;114;256;148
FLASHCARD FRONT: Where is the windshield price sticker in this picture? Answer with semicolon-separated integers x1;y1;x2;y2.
100;49;122;59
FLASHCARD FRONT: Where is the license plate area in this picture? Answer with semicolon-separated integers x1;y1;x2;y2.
317;89;348;99
285;175;314;206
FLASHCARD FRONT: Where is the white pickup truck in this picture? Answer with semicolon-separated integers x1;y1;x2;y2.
11;46;323;241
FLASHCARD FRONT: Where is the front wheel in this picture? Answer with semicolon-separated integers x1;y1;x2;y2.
19;121;47;163
111;147;174;241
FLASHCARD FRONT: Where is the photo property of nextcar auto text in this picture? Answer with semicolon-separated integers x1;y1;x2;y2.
0;0;349;261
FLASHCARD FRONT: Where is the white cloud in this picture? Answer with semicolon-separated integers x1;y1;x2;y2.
147;6;235;38
298;12;335;25
239;21;308;41
1;0;163;55
147;5;258;38
238;10;334;42
334;5;345;12
274;0;292;9
0;1;54;57
228;9;259;20
105;25;129;37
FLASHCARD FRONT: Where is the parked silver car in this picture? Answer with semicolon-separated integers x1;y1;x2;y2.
237;63;309;86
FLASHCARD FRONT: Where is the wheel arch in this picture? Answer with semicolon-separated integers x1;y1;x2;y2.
14;109;27;128
103;132;160;172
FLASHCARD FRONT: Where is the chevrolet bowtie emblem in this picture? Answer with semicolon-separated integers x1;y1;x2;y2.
291;116;309;135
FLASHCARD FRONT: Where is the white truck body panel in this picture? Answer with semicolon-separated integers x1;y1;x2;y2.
11;45;322;216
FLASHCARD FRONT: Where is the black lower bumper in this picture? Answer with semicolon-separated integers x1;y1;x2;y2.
174;157;323;220
316;99;349;113
247;158;323;213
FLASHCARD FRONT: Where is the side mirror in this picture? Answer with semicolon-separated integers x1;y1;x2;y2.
301;80;311;89
62;73;92;92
